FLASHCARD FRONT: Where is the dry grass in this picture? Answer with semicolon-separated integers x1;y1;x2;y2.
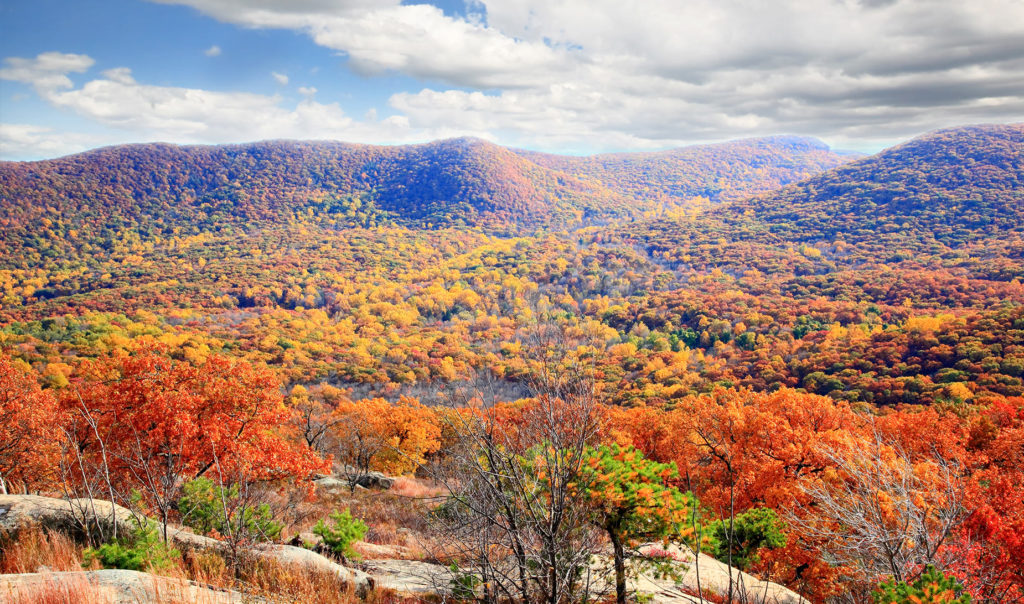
286;478;442;560
2;574;114;604
176;547;424;604
390;477;445;500
238;557;362;603
0;526;409;604
0;525;88;574
0;481;446;603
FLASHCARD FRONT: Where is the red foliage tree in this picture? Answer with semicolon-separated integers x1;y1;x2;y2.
0;353;64;494
62;350;326;539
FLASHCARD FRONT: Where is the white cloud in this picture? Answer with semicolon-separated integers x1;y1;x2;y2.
0;52;94;93
204;45;222;57
152;0;571;89
271;71;289;85
0;123;112;160
1;58;481;158
4;0;1024;158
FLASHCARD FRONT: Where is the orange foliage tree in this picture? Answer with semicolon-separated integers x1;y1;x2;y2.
62;350;326;539
0;353;64;494
601;389;865;599
327;396;440;490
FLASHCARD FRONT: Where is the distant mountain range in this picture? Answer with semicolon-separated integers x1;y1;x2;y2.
517;135;858;206
0;135;855;234
1;124;1020;270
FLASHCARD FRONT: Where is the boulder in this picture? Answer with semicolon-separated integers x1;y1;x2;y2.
322;468;396;491
355;471;395;490
0;493;138;539
625;543;808;604
312;475;353;495
360;559;451;596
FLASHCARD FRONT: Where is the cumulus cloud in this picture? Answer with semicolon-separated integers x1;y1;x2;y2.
0;124;113;160
271;71;289;85
0;52;94;93
204;45;222;57
0;56;482;158
5;0;1024;157
152;0;572;89
136;0;1024;151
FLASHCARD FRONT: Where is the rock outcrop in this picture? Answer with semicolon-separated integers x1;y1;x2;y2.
0;495;372;594
1;495;806;603
628;543;807;604
356;543;807;603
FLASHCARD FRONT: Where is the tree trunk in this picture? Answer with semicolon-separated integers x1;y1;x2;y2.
161;508;169;544
609;525;627;604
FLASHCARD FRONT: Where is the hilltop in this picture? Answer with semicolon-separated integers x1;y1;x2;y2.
725;124;1024;248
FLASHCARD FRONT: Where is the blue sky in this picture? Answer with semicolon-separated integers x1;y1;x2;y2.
1;0;1022;160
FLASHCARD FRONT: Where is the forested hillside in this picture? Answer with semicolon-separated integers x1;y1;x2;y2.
725;124;1024;248
1;124;1022;603
518;135;857;205
613;124;1024;281
0;135;854;266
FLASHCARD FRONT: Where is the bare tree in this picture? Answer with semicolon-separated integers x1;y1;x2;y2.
689;407;741;602
288;384;346;456
427;320;608;604
324;405;388;493
787;432;969;602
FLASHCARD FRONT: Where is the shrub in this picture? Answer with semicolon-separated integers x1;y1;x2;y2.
448;562;482;600
177;477;282;543
873;565;971;603
82;518;179;572
312;509;368;561
711;507;786;570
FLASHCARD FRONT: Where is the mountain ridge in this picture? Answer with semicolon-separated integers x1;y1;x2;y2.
605;123;1024;281
722;123;1024;248
0;134;856;233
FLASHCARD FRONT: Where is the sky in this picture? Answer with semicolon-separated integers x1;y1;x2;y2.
0;0;1022;160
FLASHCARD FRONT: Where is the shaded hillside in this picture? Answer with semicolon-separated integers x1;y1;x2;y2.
518;135;858;205
726;124;1024;248
610;124;1024;280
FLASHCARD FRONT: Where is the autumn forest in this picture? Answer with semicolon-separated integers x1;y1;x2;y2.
1;123;1022;604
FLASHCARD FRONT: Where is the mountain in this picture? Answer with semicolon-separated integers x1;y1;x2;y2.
516;135;858;205
611;124;1024;279
0;135;854;249
0;137;623;231
723;124;1024;248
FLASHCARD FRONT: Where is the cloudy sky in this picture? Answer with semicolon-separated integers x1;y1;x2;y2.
1;0;1022;160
